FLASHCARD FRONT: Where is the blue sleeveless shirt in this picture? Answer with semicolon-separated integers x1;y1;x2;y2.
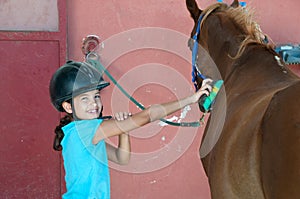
61;119;110;199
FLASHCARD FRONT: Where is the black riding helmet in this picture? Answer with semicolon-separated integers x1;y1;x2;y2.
49;60;110;112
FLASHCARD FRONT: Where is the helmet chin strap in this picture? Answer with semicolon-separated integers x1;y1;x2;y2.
97;106;104;119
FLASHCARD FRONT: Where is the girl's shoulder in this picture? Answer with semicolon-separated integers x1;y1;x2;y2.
61;120;76;133
62;119;103;134
63;118;103;128
75;119;103;128
61;119;104;148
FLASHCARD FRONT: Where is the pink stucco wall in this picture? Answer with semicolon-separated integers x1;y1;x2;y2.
0;0;58;31
67;1;300;198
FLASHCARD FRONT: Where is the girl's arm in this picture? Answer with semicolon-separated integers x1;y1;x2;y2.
106;112;131;165
93;79;212;144
106;133;131;165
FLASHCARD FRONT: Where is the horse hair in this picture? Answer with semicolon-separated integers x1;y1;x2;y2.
200;3;274;59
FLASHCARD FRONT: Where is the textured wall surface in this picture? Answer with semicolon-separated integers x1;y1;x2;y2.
66;1;299;198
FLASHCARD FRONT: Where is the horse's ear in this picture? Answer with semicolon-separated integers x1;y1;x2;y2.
186;0;202;23
230;0;239;8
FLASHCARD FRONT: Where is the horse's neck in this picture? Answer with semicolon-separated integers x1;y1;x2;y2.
203;42;237;81
202;15;242;80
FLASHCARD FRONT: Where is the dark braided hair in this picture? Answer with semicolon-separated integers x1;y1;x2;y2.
53;114;73;151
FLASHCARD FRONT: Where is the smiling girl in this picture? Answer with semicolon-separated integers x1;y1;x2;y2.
49;59;212;198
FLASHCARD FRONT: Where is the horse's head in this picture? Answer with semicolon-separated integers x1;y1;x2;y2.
186;0;273;81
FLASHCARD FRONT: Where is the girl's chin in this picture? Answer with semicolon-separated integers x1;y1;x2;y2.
85;112;100;119
89;114;100;119
75;112;100;120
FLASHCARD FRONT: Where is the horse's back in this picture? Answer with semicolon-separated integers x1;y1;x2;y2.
261;80;300;199
202;67;300;198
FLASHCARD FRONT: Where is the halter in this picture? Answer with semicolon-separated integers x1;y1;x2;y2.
191;0;246;91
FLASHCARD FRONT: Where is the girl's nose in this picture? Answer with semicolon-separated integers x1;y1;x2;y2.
89;99;97;107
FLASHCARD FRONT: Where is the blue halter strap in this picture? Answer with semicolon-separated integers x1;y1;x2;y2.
191;14;206;91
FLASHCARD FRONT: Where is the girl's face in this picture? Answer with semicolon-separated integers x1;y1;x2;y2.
73;89;103;120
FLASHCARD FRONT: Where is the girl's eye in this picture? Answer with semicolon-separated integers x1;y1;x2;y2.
81;97;88;102
95;95;101;99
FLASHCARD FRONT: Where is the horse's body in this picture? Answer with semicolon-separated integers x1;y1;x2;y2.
186;1;300;198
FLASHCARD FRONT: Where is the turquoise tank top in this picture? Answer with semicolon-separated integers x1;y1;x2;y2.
61;119;110;199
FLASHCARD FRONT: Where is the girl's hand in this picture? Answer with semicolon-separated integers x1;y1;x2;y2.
193;78;213;103
114;112;132;121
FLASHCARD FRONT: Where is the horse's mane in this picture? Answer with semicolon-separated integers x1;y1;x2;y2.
200;3;274;58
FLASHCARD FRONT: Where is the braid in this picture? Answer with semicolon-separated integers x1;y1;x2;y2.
53;114;73;151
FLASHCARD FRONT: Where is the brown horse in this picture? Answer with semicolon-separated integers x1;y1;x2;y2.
186;0;300;198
